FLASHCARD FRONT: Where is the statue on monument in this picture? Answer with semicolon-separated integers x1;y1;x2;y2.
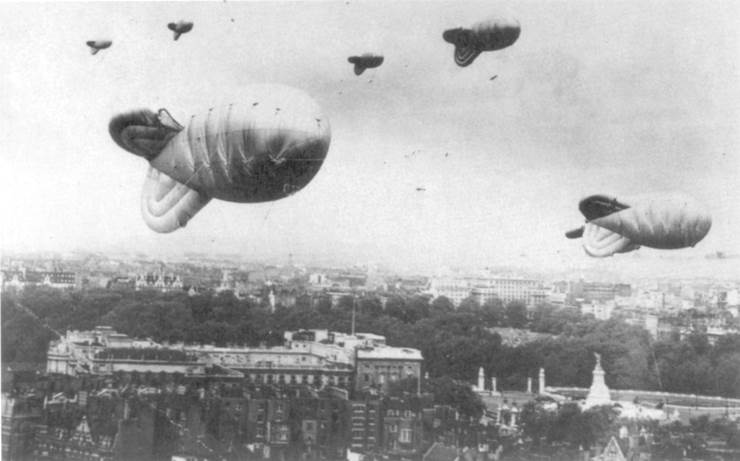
584;351;611;408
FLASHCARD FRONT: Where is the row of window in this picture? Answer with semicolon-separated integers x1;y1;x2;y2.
245;373;349;386
361;364;416;371
353;427;411;443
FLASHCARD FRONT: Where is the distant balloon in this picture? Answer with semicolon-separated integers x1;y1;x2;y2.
86;40;112;55
565;193;712;257
443;17;520;67
167;21;194;41
347;54;384;75
109;84;331;233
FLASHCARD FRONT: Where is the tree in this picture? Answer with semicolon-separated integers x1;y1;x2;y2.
520;401;557;447
713;353;740;398
481;298;505;326
505;301;527;328
316;295;332;315
424;376;484;421
457;296;480;314
359;297;382;316
430;296;454;316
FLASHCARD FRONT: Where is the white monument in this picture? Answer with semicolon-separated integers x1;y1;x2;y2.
476;367;485;392
584;353;611;408
538;367;545;394
491;377;500;395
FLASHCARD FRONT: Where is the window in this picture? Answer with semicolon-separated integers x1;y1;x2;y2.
364;374;370;382
400;429;412;443
274;425;289;443
388;424;398;433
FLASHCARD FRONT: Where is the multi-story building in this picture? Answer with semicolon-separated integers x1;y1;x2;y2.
284;329;422;393
134;272;183;292
1;268;77;290
2;394;41;460
427;278;472;306
580;300;616;321
429;276;546;307
33;416;116;461
349;400;381;452
381;398;424;455
355;347;423;392
47;326;162;376
571;281;632;302
186;345;354;389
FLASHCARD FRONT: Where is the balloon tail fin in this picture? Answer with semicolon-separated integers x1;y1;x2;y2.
454;45;480;67
354;65;366;75
90;48;99;55
582;223;636;258
141;167;211;233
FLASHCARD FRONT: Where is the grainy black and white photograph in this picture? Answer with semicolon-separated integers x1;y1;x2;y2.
1;1;739;460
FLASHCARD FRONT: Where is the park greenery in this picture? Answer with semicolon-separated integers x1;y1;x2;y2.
2;286;739;399
519;400;740;459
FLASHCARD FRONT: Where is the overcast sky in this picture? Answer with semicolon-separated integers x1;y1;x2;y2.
1;1;738;275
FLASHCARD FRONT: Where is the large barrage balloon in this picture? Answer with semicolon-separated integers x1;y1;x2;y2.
565;193;712;258
347;54;384;75
109;84;331;233
443;17;520;67
168;21;194;41
86;40;112;55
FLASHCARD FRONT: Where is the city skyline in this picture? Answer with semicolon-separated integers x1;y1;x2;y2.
2;1;739;277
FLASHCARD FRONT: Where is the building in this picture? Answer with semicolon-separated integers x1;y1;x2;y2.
429;276;546;307
134;272;183;292
381;398;424;455
355;347;423;392
185;345;354;389
284;329;422;393
47;326;161;376
580;300;616;321
33;416;116;461
349;400;381;452
1;268;77;290
571;281;632;302
106;276;135;291
2;394;41;460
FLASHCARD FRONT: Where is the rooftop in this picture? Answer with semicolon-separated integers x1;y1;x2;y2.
357;347;423;361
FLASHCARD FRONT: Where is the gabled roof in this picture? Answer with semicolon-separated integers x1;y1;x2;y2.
601;436;627;461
